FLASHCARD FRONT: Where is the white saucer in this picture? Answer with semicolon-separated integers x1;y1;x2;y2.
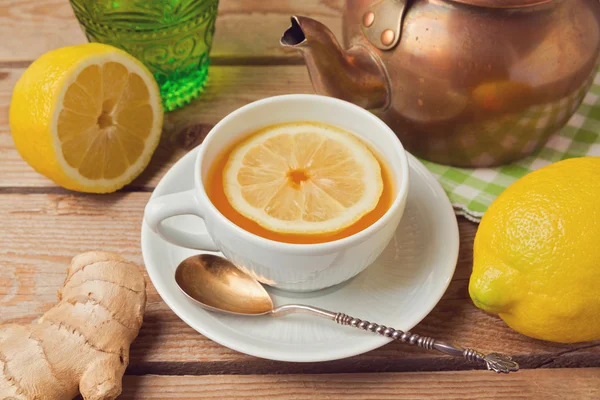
141;146;459;362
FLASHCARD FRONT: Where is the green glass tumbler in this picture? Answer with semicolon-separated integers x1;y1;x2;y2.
69;0;219;111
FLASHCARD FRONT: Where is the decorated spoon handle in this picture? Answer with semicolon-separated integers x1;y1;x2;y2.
335;313;519;374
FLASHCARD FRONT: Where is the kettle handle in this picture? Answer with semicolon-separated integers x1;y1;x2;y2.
361;0;408;51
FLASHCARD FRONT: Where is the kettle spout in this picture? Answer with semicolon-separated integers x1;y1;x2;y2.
281;16;389;110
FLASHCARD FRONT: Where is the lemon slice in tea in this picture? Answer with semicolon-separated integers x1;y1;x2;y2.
223;122;383;235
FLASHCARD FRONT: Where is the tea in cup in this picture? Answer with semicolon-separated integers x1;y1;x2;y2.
144;94;409;291
205;121;395;244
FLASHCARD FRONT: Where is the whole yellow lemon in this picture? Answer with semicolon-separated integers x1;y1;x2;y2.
469;157;600;343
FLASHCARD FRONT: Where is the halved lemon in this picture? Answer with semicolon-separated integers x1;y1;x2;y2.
223;122;383;235
10;43;163;193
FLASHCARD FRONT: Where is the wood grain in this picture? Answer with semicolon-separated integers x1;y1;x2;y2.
0;65;313;189
121;369;600;399
0;0;343;64
1;193;599;374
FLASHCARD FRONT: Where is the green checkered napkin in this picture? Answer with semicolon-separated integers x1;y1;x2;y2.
421;70;600;223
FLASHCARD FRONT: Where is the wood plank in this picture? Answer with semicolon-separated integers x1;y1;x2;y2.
121;369;600;399
0;65;313;189
0;0;343;64
1;193;599;373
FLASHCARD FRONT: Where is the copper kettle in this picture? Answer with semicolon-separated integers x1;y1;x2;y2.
281;0;600;167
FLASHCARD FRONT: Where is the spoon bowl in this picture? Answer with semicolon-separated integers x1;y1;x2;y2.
175;254;273;315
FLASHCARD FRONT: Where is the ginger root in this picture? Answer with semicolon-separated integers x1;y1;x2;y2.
0;252;146;400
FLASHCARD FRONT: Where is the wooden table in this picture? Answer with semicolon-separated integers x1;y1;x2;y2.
1;1;599;398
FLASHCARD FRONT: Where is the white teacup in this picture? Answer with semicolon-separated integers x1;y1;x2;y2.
144;94;409;292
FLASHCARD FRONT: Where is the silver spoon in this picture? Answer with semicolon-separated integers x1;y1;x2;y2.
175;254;519;373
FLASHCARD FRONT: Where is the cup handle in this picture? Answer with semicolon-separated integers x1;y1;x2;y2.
144;190;219;251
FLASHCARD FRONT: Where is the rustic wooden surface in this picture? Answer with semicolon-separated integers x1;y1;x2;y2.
120;369;600;399
1;1;599;399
